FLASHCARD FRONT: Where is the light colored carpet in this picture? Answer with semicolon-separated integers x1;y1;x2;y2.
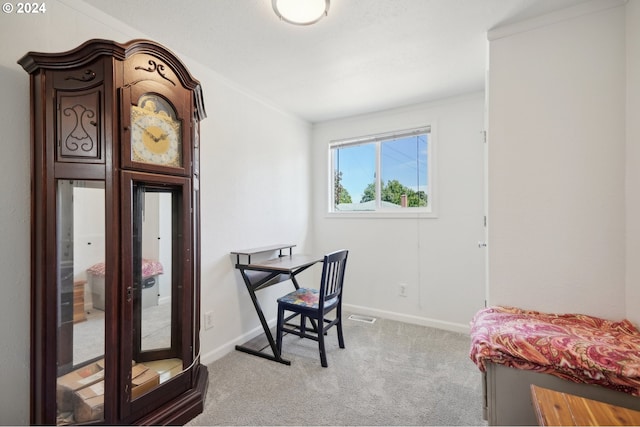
189;313;486;426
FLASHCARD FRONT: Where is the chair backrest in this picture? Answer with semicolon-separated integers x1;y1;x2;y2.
319;249;349;310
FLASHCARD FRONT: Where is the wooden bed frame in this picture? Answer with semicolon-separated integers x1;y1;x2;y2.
483;361;640;425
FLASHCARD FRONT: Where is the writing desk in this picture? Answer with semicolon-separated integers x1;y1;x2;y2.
530;385;640;426
231;244;322;365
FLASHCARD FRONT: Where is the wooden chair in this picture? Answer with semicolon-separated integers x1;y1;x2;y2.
276;249;349;367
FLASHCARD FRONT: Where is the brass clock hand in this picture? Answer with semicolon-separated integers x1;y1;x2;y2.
144;128;159;141
156;133;169;142
141;126;167;143
133;123;157;141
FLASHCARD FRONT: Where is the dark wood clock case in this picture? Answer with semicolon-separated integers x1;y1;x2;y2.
19;39;208;425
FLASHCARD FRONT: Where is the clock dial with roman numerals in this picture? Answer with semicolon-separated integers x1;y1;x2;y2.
130;94;181;167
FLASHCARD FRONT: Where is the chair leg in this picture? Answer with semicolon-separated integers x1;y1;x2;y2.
276;305;285;355
318;324;328;367
337;319;345;349
300;314;306;336
337;309;345;349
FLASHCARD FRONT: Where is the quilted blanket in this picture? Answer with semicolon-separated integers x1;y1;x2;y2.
469;306;640;395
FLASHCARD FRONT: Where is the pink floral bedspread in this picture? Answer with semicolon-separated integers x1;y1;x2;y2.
470;306;640;395
87;259;163;279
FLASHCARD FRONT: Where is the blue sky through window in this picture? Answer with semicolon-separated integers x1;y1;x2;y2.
382;135;428;194
335;143;375;202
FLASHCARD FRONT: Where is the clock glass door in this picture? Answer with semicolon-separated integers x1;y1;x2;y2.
127;177;191;403
56;180;106;425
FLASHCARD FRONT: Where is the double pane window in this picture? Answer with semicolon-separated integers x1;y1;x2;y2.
330;127;432;213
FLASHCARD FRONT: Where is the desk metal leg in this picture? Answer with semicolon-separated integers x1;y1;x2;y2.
290;274;301;289
235;269;291;365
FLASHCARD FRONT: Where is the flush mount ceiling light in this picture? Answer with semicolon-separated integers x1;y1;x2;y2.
272;0;330;25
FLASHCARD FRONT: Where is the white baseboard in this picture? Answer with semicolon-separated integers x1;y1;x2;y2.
199;305;470;366
343;303;471;334
199;319;277;366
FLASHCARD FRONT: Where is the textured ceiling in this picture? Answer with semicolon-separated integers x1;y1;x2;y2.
80;0;591;123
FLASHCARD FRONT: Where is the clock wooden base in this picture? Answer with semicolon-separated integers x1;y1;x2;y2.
136;364;208;425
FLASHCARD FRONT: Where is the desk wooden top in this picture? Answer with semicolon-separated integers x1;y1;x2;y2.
244;254;322;272
230;244;296;255
531;385;640;426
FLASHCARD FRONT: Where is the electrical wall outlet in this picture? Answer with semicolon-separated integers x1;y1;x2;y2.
398;283;408;297
204;311;214;329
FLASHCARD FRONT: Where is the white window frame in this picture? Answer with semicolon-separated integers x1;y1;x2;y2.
327;125;437;219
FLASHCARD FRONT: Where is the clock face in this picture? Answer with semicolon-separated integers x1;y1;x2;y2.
131;95;182;167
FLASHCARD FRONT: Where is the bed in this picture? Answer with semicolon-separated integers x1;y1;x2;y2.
87;259;164;310
470;306;640;425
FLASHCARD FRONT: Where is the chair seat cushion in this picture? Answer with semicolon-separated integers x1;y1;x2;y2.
278;288;339;310
278;288;319;308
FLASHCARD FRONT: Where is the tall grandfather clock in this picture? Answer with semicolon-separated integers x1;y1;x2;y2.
19;39;207;425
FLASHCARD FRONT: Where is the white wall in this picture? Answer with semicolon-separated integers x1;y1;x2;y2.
0;0;311;424
487;2;627;318
626;0;640;326
312;93;487;332
197;69;313;363
73;186;106;284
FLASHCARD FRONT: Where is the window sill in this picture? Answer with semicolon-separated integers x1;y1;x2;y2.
325;210;438;219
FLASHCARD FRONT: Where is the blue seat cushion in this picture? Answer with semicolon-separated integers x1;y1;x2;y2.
278;288;319;308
